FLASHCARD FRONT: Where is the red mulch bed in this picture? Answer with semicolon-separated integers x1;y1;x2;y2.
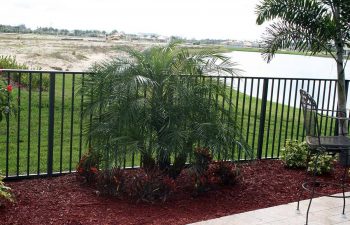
2;160;350;225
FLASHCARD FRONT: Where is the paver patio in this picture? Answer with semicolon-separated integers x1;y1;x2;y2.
189;192;350;225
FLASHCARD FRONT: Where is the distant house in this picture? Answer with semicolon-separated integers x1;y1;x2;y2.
344;47;350;56
106;33;125;41
157;36;169;43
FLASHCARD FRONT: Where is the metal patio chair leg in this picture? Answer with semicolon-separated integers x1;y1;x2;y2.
342;166;347;214
305;152;321;225
297;150;313;211
299;89;350;224
341;150;349;215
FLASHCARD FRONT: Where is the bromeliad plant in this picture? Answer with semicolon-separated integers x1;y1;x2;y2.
80;42;252;177
76;149;100;183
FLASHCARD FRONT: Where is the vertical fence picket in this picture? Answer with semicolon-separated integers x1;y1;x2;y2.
47;72;56;177
257;78;268;160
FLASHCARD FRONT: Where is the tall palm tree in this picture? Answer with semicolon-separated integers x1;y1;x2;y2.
256;0;350;134
80;42;251;176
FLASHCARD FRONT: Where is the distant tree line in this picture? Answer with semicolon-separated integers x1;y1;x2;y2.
0;24;118;37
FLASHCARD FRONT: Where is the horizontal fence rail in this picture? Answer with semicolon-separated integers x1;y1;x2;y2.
0;69;348;180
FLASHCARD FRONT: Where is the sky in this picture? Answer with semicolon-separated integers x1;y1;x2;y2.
0;0;267;40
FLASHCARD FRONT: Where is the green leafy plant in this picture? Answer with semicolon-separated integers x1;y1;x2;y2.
281;139;336;175
0;56;27;70
80;42;251;177
281;140;308;168
0;172;14;206
308;154;336;175
76;149;100;183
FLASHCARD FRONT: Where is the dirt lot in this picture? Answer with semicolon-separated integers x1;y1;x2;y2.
0;33;162;71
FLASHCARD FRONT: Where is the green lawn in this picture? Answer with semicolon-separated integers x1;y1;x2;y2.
0;74;86;176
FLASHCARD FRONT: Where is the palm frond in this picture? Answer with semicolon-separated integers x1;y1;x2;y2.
261;21;335;62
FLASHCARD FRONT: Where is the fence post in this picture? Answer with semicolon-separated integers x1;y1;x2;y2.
47;72;56;177
257;78;269;159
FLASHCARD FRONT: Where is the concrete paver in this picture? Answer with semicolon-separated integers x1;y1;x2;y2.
188;192;350;225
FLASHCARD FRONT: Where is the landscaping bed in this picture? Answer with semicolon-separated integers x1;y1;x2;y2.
3;159;350;225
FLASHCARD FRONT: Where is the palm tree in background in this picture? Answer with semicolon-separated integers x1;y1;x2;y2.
80;42;251;177
256;0;350;134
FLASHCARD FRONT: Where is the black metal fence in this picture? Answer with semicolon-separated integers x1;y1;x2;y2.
0;69;348;180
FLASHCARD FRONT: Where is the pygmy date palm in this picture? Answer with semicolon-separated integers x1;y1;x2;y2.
80;42;251;177
256;0;350;134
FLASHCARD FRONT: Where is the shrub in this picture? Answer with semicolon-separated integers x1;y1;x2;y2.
76;149;100;183
0;55;49;90
80;42;251;175
281;139;336;175
96;167;125;196
126;169;175;203
209;161;241;185
0;56;27;70
308;154;336;175
281;140;308;168
0;173;14;206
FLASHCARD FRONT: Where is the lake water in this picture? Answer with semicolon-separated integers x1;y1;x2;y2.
226;51;349;79
225;51;350;110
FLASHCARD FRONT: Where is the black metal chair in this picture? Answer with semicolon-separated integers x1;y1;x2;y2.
298;89;350;225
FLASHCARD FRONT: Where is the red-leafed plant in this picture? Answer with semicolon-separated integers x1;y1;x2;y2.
191;147;213;194
76;149;100;183
96;167;126;197
209;161;241;186
126;168;175;203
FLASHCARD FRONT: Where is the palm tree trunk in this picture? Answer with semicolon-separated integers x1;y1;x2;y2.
336;51;347;135
334;4;347;135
